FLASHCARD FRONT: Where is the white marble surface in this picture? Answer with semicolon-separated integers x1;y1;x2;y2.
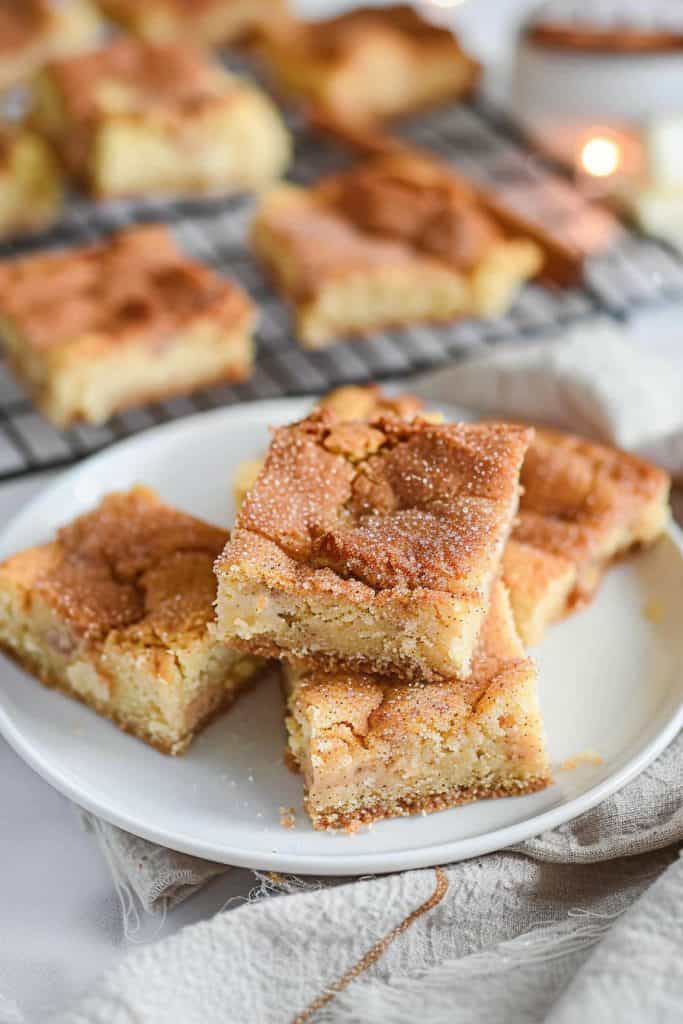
2;2;683;1018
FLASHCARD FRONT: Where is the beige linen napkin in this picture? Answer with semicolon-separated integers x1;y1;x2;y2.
54;734;682;1023
80;813;226;918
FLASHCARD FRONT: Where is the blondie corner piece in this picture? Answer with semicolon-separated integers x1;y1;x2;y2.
251;153;543;347
0;486;263;755
100;0;287;46
0;127;64;238
256;4;480;126
31;38;290;198
0;224;255;426
0;0;100;91
215;410;532;681
284;581;552;830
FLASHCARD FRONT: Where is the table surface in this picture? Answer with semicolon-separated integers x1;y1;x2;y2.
3;2;683;1017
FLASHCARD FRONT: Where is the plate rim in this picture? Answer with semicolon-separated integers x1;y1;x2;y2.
0;398;681;875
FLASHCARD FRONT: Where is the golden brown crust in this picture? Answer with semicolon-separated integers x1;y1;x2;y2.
305;777;551;831
257;4;480;123
305;149;595;289
252;187;420;302
295;389;670;643
507;425;671;616
516;426;670;562
1;485;227;645
0;224;253;353
314;154;508;273
34;38;254;183
42;38;229;125
319;155;501;273
233;410;532;592
251;155;544;333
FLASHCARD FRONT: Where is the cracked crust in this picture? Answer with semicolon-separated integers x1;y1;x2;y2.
0;224;253;353
216;409;532;681
284;581;552;830
0;224;255;425
0;486;263;754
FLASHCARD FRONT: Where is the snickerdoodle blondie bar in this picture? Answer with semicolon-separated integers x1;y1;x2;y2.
31;37;290;198
514;426;671;617
256;5;480;127
284;580;551;829
0;486;262;754
251;152;542;347
0;224;255;426
216;409;532;681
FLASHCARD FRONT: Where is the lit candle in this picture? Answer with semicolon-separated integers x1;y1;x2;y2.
580;136;622;178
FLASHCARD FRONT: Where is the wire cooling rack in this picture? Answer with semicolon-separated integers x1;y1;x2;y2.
0;96;682;481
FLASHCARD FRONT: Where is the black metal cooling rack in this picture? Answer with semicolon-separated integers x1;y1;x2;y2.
0;95;682;481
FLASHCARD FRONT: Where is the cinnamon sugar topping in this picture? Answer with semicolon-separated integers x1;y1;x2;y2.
17;486;228;646
44;38;230;123
322;155;501;272
236;409;532;592
0;224;251;351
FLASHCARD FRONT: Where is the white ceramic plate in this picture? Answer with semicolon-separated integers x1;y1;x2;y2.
0;398;681;875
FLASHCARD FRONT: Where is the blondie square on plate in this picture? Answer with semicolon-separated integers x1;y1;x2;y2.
0;126;63;238
215;410;532;681
100;0;287;46
513;427;671;613
251;152;543;347
256;4;480;126
0;223;255;426
31;37;290;198
0;0;99;91
0;487;263;754
285;580;552;830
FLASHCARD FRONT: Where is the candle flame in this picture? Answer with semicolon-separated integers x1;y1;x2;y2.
580;136;622;178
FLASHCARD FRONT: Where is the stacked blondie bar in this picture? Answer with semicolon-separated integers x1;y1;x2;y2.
224;385;670;827
218;394;556;829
